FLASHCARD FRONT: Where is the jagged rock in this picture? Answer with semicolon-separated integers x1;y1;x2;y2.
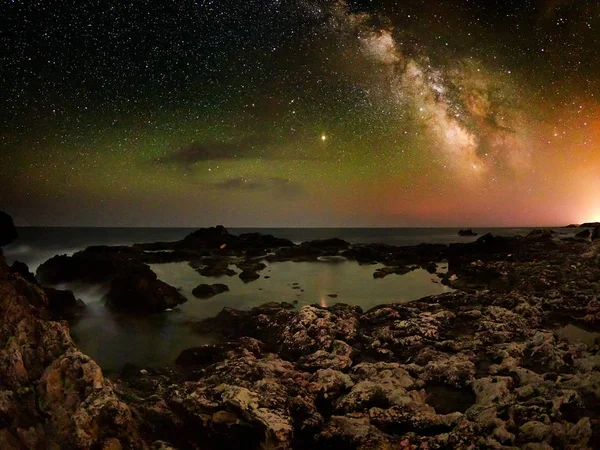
192;283;229;298
0;256;143;448
0;211;18;247
10;260;37;284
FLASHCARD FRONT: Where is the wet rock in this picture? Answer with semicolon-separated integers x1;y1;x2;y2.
373;265;413;279
105;272;187;313
192;283;229;298
239;269;260;283
0;211;18;247
190;258;237;277
236;260;267;273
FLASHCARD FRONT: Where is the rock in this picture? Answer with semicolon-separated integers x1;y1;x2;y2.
458;229;478;236
10;260;37;284
36;246;147;285
105;272;187;313
592;227;600;241
0;211;18;247
373;265;413;279
180;226;295;251
580;222;600;228
0;254;143;448
301;238;350;250
189;257;236;277
575;229;591;239
519;420;552;442
239;270;260;283
236;260;267;273
44;287;86;320
192;283;229;298
175;338;263;368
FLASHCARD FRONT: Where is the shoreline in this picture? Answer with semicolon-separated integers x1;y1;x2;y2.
1;222;600;448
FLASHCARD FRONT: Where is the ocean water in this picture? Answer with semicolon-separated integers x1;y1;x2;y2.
2;226;573;370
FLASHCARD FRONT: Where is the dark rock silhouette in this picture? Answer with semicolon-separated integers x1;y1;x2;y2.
0;211;18;247
575;229;591;239
458;229;477;236
192;283;229;298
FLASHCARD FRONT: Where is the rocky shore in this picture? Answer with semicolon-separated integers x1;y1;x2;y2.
1;216;600;449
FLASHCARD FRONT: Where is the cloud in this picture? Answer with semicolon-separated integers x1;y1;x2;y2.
156;136;270;165
207;177;306;197
157;136;326;166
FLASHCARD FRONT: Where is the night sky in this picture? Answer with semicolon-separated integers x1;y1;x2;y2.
2;0;599;227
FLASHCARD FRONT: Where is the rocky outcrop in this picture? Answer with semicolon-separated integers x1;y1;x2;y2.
0;254;144;449
106;272;186;313
458;229;477;236
36;246;186;313
8;224;600;448
0;211;18;247
109;233;600;449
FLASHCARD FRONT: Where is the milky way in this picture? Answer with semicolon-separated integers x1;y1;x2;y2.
1;0;599;226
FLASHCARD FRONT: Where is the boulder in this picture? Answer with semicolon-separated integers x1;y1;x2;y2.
105;273;187;313
239;270;260;283
575;229;591;239
192;283;229;298
0;211;18;247
592;227;600;241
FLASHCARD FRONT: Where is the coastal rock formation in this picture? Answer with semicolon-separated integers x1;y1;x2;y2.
111;230;600;449
36;246;186;313
8;223;600;448
0;253;143;449
458;229;478;236
0;211;18;247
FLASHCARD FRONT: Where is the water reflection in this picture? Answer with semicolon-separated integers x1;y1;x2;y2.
67;260;451;371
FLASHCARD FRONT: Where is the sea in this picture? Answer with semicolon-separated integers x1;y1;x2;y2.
2;226;574;371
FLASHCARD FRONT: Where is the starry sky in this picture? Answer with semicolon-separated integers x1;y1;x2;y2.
1;0;600;227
